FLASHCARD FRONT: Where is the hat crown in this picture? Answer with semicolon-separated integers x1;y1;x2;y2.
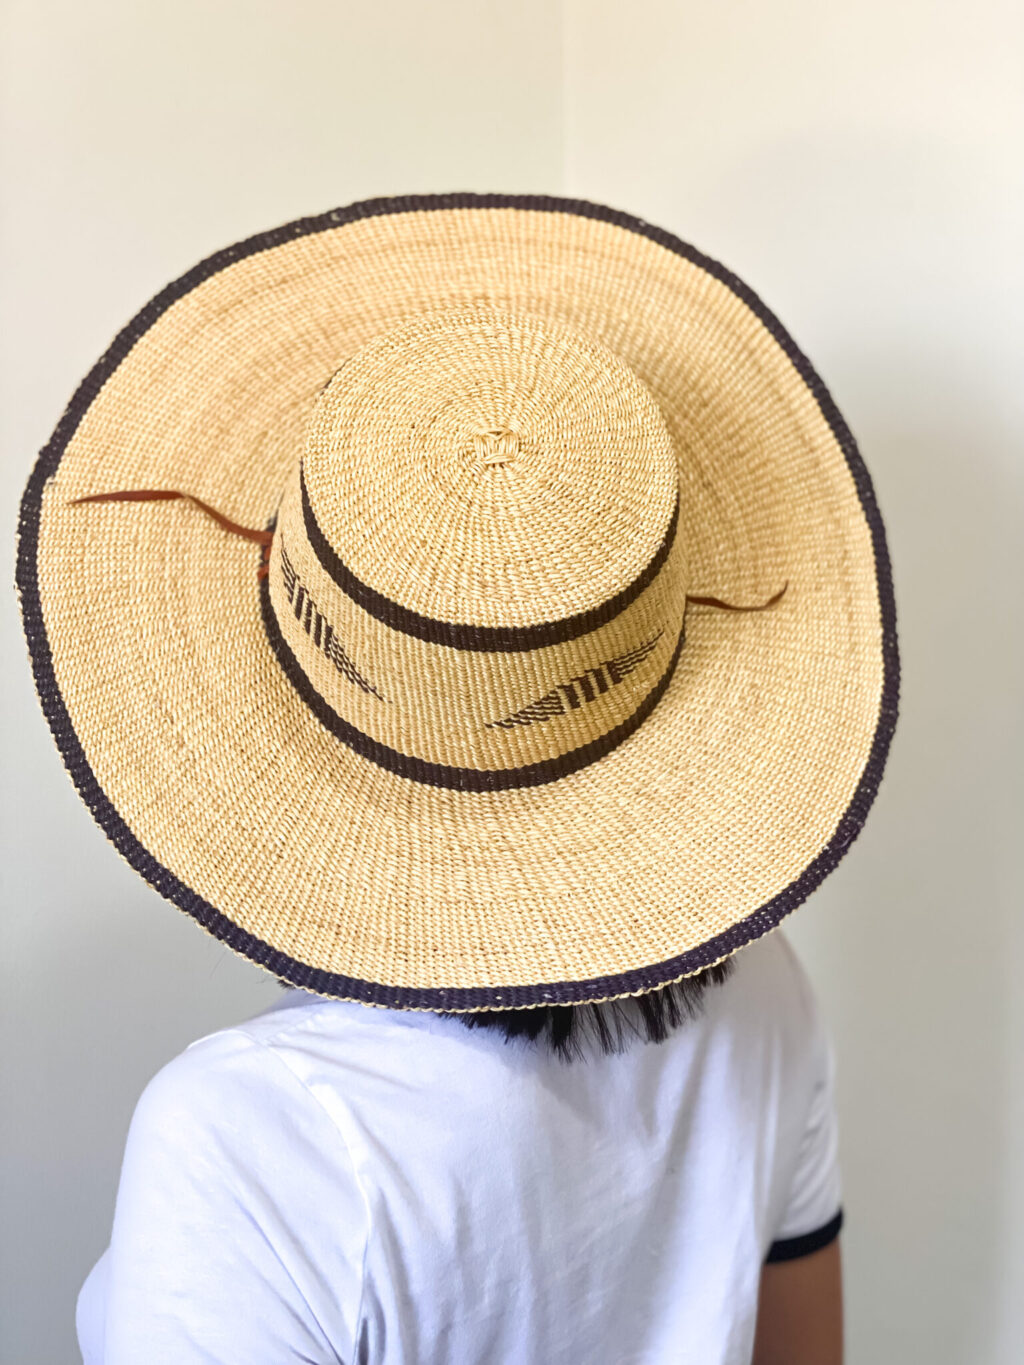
266;308;689;788
298;308;681;629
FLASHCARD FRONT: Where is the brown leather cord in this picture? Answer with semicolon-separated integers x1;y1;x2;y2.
686;583;788;612
68;488;788;607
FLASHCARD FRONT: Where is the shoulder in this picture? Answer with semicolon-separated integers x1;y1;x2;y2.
126;1004;331;1157
133;1025;271;1114
115;1002;367;1241
718;929;834;1079
727;928;822;1022
95;1003;369;1365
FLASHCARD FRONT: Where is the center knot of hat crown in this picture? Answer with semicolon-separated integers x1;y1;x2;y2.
473;428;522;467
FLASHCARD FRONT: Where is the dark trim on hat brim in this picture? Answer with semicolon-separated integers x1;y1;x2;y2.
301;461;682;652
260;549;686;790
764;1208;844;1263
14;190;900;1011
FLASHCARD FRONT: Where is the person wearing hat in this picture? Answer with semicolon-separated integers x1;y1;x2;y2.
17;192;898;1364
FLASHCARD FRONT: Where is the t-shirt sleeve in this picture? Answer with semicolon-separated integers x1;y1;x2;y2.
76;1027;367;1365
764;957;844;1264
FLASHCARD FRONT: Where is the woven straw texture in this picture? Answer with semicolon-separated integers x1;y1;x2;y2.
16;193;898;1009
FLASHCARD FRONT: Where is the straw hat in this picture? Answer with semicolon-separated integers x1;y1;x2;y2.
15;191;899;1010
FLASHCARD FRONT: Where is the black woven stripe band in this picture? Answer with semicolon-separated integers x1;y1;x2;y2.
301;461;682;653
260;558;687;791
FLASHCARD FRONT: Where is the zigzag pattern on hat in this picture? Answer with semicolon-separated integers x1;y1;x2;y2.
484;629;665;730
280;540;386;702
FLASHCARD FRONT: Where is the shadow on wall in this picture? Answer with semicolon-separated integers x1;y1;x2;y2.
694;125;1021;1365
828;349;1017;1365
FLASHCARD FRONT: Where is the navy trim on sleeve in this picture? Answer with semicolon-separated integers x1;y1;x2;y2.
764;1208;844;1263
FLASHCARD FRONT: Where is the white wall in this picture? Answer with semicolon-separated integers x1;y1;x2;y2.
2;2;1021;1362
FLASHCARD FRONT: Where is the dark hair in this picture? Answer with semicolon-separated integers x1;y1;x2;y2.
438;958;736;1062
277;958;735;1063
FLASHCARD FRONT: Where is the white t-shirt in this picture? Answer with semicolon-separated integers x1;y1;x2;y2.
76;928;843;1365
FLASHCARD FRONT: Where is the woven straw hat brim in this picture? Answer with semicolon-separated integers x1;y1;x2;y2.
16;193;899;1010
